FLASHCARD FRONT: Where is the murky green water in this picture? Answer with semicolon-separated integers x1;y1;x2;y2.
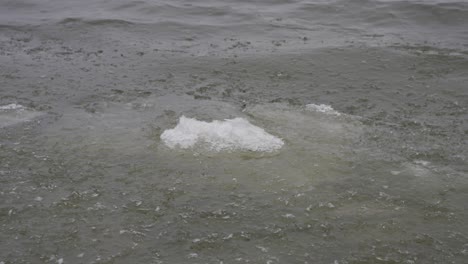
1;0;468;263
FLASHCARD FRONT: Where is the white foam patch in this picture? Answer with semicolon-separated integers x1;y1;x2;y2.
0;104;42;128
0;103;25;110
161;116;284;152
305;103;341;116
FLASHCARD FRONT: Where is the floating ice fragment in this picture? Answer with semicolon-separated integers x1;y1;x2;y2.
305;103;341;116
161;116;283;152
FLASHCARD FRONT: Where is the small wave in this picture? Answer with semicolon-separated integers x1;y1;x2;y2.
59;18;135;26
390;45;468;58
391;1;468;26
55;17;229;30
112;1;146;11
160;116;284;152
299;0;468;27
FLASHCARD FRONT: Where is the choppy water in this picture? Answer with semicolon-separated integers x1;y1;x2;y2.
1;0;468;263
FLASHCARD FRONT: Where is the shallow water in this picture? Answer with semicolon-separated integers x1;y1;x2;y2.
1;0;468;263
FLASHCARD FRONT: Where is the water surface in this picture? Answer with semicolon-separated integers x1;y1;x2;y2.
1;0;468;263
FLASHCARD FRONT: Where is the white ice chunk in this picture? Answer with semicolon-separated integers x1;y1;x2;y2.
161;116;283;152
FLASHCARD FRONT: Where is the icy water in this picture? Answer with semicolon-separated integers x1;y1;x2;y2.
1;0;468;263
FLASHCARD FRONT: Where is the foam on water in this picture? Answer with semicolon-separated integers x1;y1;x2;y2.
0;103;24;111
160;116;284;152
0;104;42;128
305;103;341;116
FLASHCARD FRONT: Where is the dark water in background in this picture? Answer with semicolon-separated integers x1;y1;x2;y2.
1;0;468;263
